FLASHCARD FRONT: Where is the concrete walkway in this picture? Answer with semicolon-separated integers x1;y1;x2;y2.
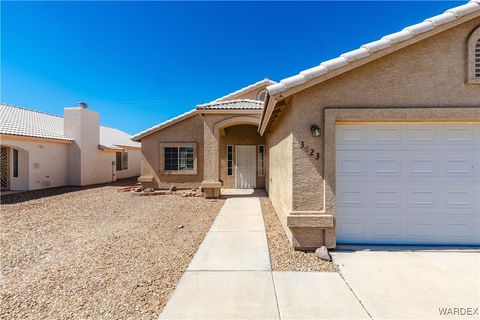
160;195;368;319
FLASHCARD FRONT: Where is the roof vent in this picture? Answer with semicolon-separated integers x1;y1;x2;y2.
77;102;87;108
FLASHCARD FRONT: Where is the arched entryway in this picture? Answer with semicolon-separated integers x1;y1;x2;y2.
219;124;265;189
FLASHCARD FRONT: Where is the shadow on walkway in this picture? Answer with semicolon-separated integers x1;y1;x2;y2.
0;177;139;205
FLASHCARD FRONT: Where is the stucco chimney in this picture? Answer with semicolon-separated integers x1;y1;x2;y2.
64;103;100;185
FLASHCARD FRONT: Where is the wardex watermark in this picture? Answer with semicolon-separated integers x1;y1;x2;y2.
439;307;479;316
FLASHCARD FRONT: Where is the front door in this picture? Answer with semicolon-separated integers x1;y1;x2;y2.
236;145;256;188
1;146;9;191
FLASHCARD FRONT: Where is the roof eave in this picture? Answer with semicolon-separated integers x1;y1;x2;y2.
259;8;480;133
131;109;199;141
198;109;262;115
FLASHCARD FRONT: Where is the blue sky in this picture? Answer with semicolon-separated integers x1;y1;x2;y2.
2;1;460;134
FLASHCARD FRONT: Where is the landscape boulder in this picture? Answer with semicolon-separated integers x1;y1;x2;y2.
315;246;332;262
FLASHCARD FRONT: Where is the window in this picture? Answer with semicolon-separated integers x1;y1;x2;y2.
164;147;194;171
258;145;265;176
468;26;480;83
227;145;233;176
13;149;18;177
116;151;128;171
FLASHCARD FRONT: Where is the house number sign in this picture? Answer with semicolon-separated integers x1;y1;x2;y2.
300;141;320;160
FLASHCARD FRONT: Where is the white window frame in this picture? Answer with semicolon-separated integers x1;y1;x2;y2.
227;145;233;176
467;26;480;84
159;142;197;175
258;145;265;177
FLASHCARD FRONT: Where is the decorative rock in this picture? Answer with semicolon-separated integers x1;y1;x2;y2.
315;246;332;262
169;185;177;192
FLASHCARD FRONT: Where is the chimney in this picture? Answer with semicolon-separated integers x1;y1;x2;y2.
77;102;87;108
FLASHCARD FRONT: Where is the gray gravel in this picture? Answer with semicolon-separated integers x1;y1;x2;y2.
0;182;224;319
261;197;338;272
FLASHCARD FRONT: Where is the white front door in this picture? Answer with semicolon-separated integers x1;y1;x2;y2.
335;123;480;245
236;145;256;188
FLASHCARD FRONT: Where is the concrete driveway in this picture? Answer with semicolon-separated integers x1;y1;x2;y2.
332;248;480;320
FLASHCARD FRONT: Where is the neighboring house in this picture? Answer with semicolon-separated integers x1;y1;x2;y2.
136;1;480;250
0;103;141;191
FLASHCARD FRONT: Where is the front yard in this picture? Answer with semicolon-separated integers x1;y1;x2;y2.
0;182;224;319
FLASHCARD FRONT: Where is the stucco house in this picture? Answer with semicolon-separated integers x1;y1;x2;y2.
0;102;141;191
133;1;480;249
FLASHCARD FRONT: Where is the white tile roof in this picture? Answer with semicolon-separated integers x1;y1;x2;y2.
99;126;140;149
267;0;480;96
0;103;140;148
132;79;275;141
210;79;276;103
196;99;264;110
0;103;70;141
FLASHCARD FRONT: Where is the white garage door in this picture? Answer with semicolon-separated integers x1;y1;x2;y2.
335;123;480;245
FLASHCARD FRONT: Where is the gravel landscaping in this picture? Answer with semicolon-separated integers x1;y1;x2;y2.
261;197;338;272
0;181;225;319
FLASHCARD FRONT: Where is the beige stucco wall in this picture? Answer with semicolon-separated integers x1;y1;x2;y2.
265;105;294;234
1;137;68;190
140;114;205;189
139;112;263;190
219;124;265;188
266;17;480;249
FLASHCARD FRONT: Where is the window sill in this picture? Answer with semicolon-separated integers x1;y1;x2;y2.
467;79;480;85
161;170;197;175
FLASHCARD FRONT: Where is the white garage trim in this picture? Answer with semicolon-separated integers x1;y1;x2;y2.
335;122;480;245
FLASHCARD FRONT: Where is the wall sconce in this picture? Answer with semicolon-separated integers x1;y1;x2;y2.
310;124;321;137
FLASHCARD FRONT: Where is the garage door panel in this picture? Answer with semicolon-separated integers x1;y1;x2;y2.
405;217;438;240
370;153;403;177
371;188;402;208
336;123;480;245
442;125;476;146
369;126;403;146
336;152;368;177
336;188;367;208
442;187;476;211
407;186;439;209
442;153;476;177
336;126;367;145
441;217;479;244
407;125;440;145
407;153;439;177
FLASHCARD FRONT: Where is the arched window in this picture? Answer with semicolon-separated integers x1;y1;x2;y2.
256;89;267;101
467;26;480;83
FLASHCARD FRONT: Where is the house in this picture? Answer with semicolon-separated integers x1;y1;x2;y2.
133;1;480;249
0;102;141;191
132;79;273;197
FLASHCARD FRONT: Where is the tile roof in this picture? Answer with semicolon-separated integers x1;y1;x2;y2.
210;79;276;103
266;0;480;97
99;126;140;149
196;99;264;110
0;103;140;148
0;103;70;141
132;79;274;141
